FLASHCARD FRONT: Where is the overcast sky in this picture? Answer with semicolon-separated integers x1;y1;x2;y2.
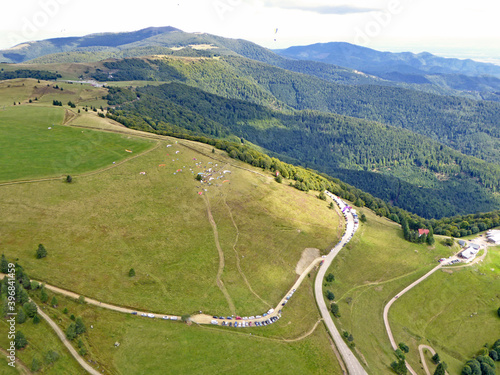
1;0;499;62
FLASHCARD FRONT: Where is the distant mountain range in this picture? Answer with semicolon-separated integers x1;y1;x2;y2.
275;42;500;97
275;42;500;78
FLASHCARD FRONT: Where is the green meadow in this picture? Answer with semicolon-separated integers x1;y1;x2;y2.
17;278;342;375
326;208;456;374
0;105;154;181
391;249;500;374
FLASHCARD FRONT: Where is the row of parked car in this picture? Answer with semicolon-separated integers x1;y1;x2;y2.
211;315;280;327
281;288;296;306
131;312;178;320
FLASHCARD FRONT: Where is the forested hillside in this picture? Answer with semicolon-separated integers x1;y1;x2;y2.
88;55;500;166
105;83;500;219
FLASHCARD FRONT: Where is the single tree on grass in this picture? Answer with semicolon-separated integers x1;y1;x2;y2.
0;254;8;273
330;303;340;318
398;343;409;353
326;290;335;301
40;287;48;303
325;273;335;282
128;268;136;277
432;353;440;364
15;331;28;349
66;175;72;183
51;296;58;307
23;302;37;318
36;244;47;259
434;362;447;375
66;323;77;341
75;317;86;335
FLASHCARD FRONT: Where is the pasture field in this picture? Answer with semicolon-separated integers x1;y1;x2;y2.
0;105;154;181
391;249;500;374
0;127;340;317
325;208;456;374
20;277;342;375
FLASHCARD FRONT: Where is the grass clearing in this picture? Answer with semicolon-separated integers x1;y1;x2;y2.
0;105;154;181
391;249;500;374
326;208;456;374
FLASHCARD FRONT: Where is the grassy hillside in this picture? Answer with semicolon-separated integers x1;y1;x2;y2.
0;99;344;374
21;275;342;375
391;249;500;374
325;208;455;374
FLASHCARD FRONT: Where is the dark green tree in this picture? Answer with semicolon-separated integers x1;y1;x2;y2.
461;365;472;375
36;244;47;259
33;314;41;324
66;323;77;341
45;350;60;364
398;343;409;353
360;213;367;223
0;254;8;273
128;268;136;277
326;290;335;301
40;287;48;303
17;308;27;324
51;296;58;307
434;362;447;375
66;175;72;183
15;331;28;349
325;273;335;282
23;302;37;318
432;352;440;364
390;359;407;375
75;317;86;335
330;303;340;317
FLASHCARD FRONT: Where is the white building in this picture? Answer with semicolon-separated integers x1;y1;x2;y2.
460;246;479;260
486;230;500;244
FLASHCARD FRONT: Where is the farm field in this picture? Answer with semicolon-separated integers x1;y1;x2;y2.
391;249;500;374
325;208;456;374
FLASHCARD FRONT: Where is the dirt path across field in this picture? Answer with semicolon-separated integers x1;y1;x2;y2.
203;195;236;315
222;195;271;307
0;141;161;188
34;301;101;375
418;345;449;375
384;239;493;375
0;347;32;374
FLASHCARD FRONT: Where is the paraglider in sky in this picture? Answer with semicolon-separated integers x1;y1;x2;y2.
274;28;278;42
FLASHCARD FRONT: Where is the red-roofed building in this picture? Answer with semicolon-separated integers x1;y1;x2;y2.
418;229;430;236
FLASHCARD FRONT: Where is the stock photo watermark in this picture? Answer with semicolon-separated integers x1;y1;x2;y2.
5;263;17;368
8;0;69;47
213;0;244;20
354;0;412;45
